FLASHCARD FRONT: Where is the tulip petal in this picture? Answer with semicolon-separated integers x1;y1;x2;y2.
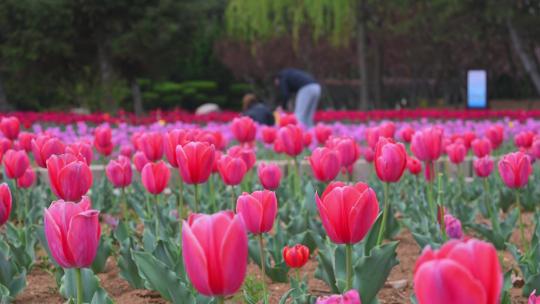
182;220;212;295
44;208;72;268
220;215;248;296
67;210;100;268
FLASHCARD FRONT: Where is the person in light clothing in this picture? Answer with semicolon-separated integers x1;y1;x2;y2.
274;68;321;128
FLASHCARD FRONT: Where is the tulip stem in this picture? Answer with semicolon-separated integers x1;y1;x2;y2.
427;162;436;223
216;296;225;304
193;184;199;213
178;178;184;220
75;268;83;304
231;186;236;211
295;269;301;283
209;175;216;212
293;157;301;196
258;234;267;298
121;187;128;221
345;244;353;290
516;191;527;251
376;182;390;246
437;173;447;240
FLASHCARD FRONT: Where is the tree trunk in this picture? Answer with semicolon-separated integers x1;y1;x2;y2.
0;73;11;111
131;79;144;116
372;38;383;108
507;19;540;97
97;40;115;110
356;0;369;110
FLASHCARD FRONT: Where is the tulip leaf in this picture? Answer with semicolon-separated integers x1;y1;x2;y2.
117;238;145;289
314;242;346;293
248;237;289;283
131;250;196;304
91;236;113;274
278;288;296;304
0;240;27;299
60;268;104;303
354;241;399;304
90;288;114;304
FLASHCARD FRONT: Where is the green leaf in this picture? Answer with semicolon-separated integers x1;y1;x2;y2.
117;239;145;289
91;236;113;274
60;268;101;303
131;250;196;304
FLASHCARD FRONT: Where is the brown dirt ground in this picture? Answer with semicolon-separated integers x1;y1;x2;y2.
15;215;534;304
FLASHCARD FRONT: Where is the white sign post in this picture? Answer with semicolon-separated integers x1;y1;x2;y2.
467;70;487;108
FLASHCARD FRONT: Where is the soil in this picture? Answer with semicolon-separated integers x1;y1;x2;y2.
14;215;534;304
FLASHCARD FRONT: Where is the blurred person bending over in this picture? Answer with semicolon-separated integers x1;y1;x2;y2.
274;68;321;128
242;93;275;126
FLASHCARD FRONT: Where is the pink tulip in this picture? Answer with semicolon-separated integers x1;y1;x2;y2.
227;145;256;170
315;123;333;144
474;156;494;178
0;183;12;226
414;239;502;304
529;290;540;304
217;155;247;186
316;289;361;304
133;151;149;173
139;131;164;161
303;132;313;147
446;142;467;164
471;138;492;158
316;182;379;244
3;149;30;179
407;157;422;175
498;151;532;189
485;125;504;150
326;136;360;168
141;161;170;195
94;125;113;156
261;126;277;145
374;138;407;183
279;113;298;127
44;196;101;268
17;168;36;189
182;211;248;297
164;129;188;167
276;125;304;157
411;127;444;162
515;131;535;149
66;141;93;165
257;162;282;190
17;131;35;152
47;154;93;202
175;141;215;184
0;137;12;154
236;190;277;234
32;135;66;168
105;156;132;188
444;214;463;239
398;125;415;143
120;145;133;158
231;116;256;143
309;147;342;182
0;116;20;140
363;146;374;163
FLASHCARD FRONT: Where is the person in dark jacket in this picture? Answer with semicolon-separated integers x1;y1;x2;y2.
242;93;275;126
274;68;321;128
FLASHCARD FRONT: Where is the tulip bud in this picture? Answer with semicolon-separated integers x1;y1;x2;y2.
282;244;309;269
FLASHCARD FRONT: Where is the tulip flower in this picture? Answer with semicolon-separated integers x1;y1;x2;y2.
32;135;66;168
176;142;215;212
106;156;132;189
407;157;422;175
485;125;504;150
309;147;342;182
374;138;407;183
236;190;277;294
47;154;93;202
462;131;477;149
231;116;256;143
139;131;164;161
471;137;492;158
316;182;379;290
276;125;304;157
283;244;310;269
529;290;540;304
303;132;313;147
0;183;12;226
66;142;93;165
17;167;36;189
444;214;463;239
314;123;332;144
498;151;532;250
93;125;113;156
514;131;535;149
414;239;501;304
3;149;30;179
257;162;282;190
398;125;415;143
228;145;256;170
119;145;133;158
236;190;277;235
132;151;149;173
217;155;247;186
17;131;35;152
0;116;20;140
279;113;298;127
164;129;188;167
260;126;277;145
141;161;170;195
182;211;248;302
316;289;361;304
363;146;374;163
473;156;494;178
44;196;100;304
445;142;467;164
326;136;360;170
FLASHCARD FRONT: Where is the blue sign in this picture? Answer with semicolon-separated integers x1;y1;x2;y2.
467;70;487;108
